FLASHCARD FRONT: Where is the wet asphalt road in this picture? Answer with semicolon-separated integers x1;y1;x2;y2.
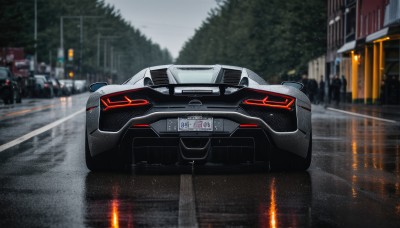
0;94;399;227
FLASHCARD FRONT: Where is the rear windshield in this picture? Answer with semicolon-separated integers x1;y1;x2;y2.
174;68;214;83
0;69;8;79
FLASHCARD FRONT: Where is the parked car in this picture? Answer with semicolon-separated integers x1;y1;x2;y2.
0;67;22;104
34;75;54;98
47;77;62;97
59;79;74;94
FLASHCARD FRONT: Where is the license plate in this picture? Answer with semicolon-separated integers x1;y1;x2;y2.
178;116;213;131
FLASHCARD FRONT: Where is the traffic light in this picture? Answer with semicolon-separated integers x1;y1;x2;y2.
68;48;74;61
68;71;74;78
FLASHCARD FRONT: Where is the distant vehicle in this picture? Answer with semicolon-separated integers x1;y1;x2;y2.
85;65;312;171
58;79;88;94
74;80;88;93
59;79;75;94
34;75;53;98
0;48;30;96
47;77;62;97
0;67;22;104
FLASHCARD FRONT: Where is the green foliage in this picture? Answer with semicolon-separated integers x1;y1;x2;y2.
176;0;326;82
0;0;173;82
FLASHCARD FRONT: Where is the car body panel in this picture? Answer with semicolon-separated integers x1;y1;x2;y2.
85;65;312;169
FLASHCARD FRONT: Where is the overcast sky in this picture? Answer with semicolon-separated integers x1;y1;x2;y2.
103;0;219;59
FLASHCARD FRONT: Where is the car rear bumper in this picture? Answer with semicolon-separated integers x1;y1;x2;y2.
86;109;311;163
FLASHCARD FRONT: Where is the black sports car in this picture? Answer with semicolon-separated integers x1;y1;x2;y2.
85;65;311;171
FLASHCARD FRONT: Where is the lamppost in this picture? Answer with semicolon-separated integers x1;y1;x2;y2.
59;15;103;78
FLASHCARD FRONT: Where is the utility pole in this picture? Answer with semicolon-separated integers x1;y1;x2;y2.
59;15;103;78
34;0;37;72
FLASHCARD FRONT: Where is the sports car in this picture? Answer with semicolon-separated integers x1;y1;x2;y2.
85;65;311;171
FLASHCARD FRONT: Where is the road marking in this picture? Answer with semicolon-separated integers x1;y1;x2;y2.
327;107;398;124
178;174;198;228
0;104;54;121
0;108;85;153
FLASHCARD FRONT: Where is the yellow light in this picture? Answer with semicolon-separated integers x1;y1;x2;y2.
354;55;358;61
68;48;74;61
68;71;74;78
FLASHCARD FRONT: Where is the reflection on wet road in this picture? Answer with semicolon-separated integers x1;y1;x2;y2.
0;95;399;227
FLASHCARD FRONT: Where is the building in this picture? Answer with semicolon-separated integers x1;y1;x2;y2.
327;0;346;83
308;55;326;82
334;0;400;104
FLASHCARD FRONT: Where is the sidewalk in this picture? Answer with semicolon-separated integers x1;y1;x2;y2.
313;102;400;123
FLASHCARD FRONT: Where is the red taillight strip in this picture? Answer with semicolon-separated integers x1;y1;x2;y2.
243;92;295;111
101;96;149;111
86;106;98;112
239;124;259;128
132;124;150;128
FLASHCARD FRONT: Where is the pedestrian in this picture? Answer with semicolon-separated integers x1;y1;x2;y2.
328;75;333;104
308;79;318;103
318;75;325;104
332;74;341;106
301;74;309;97
341;75;347;103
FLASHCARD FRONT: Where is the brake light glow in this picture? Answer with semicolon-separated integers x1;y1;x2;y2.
239;124;259;128
243;92;295;110
5;79;10;86
132;124;150;128
86;106;98;112
101;96;149;111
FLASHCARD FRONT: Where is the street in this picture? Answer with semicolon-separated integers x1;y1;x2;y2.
0;94;399;227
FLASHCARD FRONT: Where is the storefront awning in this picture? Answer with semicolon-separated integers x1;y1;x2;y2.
366;27;389;43
337;40;356;53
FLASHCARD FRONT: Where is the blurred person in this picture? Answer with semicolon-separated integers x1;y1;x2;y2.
300;74;309;98
341;75;347;103
318;75;325;104
332;74;341;105
308;78;318;103
328;74;333;104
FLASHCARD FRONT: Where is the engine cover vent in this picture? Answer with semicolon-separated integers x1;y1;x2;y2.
150;69;169;85
222;69;241;85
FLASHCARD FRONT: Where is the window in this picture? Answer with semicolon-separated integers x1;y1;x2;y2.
174;68;215;83
378;8;381;29
0;69;8;79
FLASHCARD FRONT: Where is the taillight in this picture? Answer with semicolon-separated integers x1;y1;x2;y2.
239;124;259;128
101;95;150;111
5;79;10;86
243;91;295;110
132;124;150;128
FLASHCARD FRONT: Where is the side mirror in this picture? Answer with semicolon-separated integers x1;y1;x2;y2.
89;82;108;92
281;81;304;91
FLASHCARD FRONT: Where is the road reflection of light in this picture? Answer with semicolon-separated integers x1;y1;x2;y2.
269;178;277;228
351;175;358;198
59;97;73;109
351;119;358;198
352;141;358;171
111;200;119;228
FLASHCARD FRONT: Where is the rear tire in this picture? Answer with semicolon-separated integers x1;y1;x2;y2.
271;132;312;171
85;133;103;171
85;132;128;172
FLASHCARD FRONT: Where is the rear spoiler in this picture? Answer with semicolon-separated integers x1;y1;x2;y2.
149;83;245;96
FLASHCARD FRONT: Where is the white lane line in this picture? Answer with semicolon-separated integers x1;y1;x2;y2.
327;107;398;124
0;108;85;153
178;174;198;228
